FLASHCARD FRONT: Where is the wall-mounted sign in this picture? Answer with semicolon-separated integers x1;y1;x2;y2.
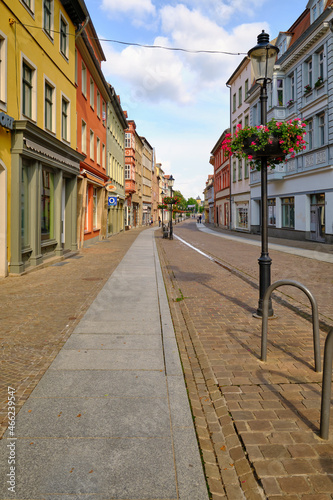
108;196;118;206
0;112;14;131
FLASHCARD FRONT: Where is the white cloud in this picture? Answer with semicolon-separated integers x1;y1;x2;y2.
101;0;156;16
101;4;269;107
177;0;268;24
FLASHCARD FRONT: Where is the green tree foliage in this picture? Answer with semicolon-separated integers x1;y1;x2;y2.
186;197;198;212
173;190;187;210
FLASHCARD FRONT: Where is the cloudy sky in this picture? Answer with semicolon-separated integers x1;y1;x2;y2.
84;0;308;199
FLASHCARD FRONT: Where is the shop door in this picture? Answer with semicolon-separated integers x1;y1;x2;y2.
310;194;325;242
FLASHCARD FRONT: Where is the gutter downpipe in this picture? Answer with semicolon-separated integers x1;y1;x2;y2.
226;83;232;231
75;15;90;38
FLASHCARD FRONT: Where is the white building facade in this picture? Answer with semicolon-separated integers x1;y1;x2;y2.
249;0;333;243
227;58;252;232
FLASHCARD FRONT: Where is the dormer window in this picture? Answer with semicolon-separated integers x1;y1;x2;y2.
311;0;324;22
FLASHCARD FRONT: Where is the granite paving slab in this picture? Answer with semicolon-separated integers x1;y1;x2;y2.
63;333;163;350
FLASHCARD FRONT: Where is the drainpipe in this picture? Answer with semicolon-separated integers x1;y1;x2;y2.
75;15;90;38
226;83;232;231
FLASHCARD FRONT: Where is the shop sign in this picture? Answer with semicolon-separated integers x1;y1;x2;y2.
0;112;14;130
108;196;117;206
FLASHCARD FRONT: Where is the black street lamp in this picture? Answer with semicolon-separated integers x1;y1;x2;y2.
161;189;165;228
248;31;279;317
168;175;175;240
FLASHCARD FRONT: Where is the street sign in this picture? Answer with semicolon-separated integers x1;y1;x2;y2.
108;196;117;206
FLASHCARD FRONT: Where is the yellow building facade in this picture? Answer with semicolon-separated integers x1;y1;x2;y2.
0;0;86;275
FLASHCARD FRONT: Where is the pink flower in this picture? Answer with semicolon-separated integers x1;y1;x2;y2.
279;140;285;144
289;148;294;152
248;155;253;160
251;142;256;146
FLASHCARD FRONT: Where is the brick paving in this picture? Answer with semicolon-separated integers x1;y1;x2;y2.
0;227;146;438
156;219;333;499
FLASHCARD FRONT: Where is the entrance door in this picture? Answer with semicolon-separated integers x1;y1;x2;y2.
61;179;66;246
310;194;325;242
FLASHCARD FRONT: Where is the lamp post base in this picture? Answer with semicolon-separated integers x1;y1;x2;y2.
256;254;274;317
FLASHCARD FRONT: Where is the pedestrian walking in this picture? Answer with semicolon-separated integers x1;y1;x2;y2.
158;216;161;227
199;214;202;223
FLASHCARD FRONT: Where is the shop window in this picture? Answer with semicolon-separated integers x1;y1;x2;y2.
41;169;54;240
281;197;294;228
236;206;248;229
268;199;276;226
21;164;30;249
93;187;97;229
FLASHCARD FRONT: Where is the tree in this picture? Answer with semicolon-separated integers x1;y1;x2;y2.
187;197;198;212
173;190;186;210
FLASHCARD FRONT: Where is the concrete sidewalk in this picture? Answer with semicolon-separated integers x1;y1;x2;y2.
0;228;208;499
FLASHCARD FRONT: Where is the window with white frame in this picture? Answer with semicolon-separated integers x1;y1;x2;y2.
238;87;242;107
232;93;236;112
90;77;94;109
245;79;248;97
96;137;100;165
22;58;37;120
61;95;69;142
238;160;242;181
90;129;94;160
318;49;324;80
232;161;236;182
96;90;100;118
307;119;313;150
290;72;295;101
125;133;131;148
102;100;106;124
277;79;283;106
307;59;313;88
311;0;323;22
244;159;249;179
102;143;105;169
0;32;7;107
81;120;86;154
81;62;87;97
21;0;35;14
125;164;131;179
43;0;53;38
44;80;55;132
318;113;325;146
75;49;78;85
59;13;68;58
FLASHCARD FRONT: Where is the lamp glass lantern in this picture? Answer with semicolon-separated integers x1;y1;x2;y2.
168;175;175;188
248;31;279;84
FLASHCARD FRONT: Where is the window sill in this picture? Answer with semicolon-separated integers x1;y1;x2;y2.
41;238;57;248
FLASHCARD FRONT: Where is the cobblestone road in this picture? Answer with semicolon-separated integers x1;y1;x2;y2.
156;219;333;500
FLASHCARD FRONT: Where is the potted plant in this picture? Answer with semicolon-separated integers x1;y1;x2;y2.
222;118;307;171
286;99;294;108
158;204;167;210
314;76;324;88
304;84;312;95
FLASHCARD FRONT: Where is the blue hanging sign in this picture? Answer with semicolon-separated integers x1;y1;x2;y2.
108;196;117;206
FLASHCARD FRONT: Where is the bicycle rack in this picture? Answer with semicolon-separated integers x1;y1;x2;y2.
261;280;321;373
320;328;333;439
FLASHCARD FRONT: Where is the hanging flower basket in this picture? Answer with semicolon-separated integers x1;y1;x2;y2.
158;204;167;209
222;118;307;171
163;196;179;205
242;135;286;159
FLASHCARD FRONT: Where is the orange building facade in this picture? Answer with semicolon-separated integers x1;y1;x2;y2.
211;129;230;228
76;21;109;246
124;120;137;227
